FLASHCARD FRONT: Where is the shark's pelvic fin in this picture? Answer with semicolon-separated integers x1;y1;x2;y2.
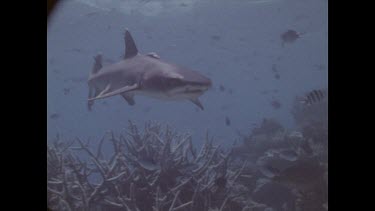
124;29;138;59
88;83;139;101
121;93;135;106
190;98;204;110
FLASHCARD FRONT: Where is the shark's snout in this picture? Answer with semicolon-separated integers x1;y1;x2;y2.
203;77;212;88
188;72;212;88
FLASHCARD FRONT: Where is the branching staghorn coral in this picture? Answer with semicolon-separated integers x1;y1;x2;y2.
47;121;248;211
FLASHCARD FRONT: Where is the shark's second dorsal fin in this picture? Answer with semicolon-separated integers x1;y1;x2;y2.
124;29;138;59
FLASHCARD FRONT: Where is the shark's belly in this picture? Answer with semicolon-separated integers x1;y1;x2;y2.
133;90;201;101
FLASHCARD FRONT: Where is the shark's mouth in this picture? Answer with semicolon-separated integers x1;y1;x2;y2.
184;89;204;94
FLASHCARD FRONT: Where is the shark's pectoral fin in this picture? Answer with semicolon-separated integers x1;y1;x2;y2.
190;98;204;110
121;93;135;106
88;84;139;101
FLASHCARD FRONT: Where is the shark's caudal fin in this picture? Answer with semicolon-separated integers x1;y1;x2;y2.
124;29;138;59
88;54;103;111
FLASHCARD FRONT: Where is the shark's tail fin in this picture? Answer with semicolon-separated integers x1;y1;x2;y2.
88;54;103;111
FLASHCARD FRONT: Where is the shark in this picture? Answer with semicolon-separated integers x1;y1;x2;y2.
88;29;212;111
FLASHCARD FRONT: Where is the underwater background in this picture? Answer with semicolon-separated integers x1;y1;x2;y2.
47;0;328;210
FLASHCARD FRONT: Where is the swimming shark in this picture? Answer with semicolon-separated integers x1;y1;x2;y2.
88;29;212;111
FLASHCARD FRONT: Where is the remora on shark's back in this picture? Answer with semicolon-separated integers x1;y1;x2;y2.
87;29;212;111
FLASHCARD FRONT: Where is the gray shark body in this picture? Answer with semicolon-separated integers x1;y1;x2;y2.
88;30;212;110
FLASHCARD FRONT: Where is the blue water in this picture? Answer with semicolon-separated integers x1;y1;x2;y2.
47;0;327;146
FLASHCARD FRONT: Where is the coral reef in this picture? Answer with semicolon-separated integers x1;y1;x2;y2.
48;121;253;211
231;98;328;211
48;95;328;211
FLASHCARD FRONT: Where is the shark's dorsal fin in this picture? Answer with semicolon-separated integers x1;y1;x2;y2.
88;84;139;101
124;29;138;59
190;98;204;110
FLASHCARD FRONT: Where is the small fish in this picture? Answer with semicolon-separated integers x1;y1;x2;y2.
219;84;225;92
63;88;70;95
281;30;301;45
278;149;298;161
260;90;269;95
271;64;278;72
270;99;281;109
225;116;231;126
211;35;221;41
84;11;98;17
300;89;327;106
313;64;326;71
50;113;60;120
71;48;82;53
271;64;280;79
